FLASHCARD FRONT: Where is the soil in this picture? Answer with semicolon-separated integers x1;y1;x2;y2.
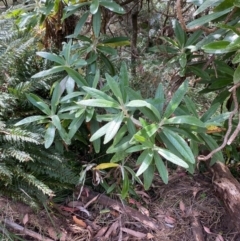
1;171;239;241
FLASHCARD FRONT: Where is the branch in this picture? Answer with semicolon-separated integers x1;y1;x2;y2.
2;219;54;241
198;83;240;161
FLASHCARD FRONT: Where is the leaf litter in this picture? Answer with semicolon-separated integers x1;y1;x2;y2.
0;172;239;241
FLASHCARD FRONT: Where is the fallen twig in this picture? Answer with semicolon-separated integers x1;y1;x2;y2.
3;218;54;241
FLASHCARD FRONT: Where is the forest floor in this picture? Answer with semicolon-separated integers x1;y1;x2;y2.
1;170;240;241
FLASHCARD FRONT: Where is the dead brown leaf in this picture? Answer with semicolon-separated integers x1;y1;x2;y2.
104;220;119;238
164;216;176;224
94;226;108;238
203;226;212;234
121;227;146;238
48;227;58;240
179;200;185;213
216;234;224;241
72;215;87;228
22;213;29;225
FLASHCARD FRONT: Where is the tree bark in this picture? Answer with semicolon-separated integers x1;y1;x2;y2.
210;161;240;230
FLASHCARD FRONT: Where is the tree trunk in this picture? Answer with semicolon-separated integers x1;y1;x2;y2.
210;161;240;229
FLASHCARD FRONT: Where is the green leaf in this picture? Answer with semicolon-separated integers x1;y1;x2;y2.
143;164;155;190
155;147;189;168
51;115;62;130
14;115;47;126
64;66;89;87
126;145;148;153
82;86;117;102
154;151;168;184
202;41;236;54
201;103;220;122
106;73;123;101
90;121;112;142
136;150;153;176
90;0;99;14
120;62;129;102
100;0;125;14
126;100;160;120
233;64;240;84
163;80;188;118
104;112;124;144
45;123;56;148
51;83;62;114
36;52;65;65
163;115;205;127
187;8;233;28
68;115;85;139
93;7;101;37
179;53;187;68
172;19;186;47
184;96;198;117
32;66;65;78
121;170;129;199
101;36;130;47
26;94;51;116
90;118;101;153
79;99;120;108
199;133;224;163
185;30;203;46
97;46;117;55
72;11;90;36
162;127;195;164
100;53;116;75
193;0;223;16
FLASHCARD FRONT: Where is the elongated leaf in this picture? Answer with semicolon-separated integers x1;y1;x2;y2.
185;30;203;46
100;53;116;75
199;133;224;163
73;11;90;36
14;115;47;126
143;164;155;190
93;8;101;37
51;83;62;114
90;118;101;153
163;80;188;118
45;123;56;148
82;86;117;102
113;125;128;146
155;147;189;168
201;103;220;122
163;115;205;127
184;96;198;117
68;115;85;139
104;112;124;144
32;66;65;78
162;127;195;164
126;100;160;120
154;151;168;184
36;52;65;65
136;150;153;176
64;66;89;87
233;64;240;84
90;0;99;14
100;0;125;14
193;0;223;16
121;170;129;199
187;8;232;28
90;121;112;142
97;46;117;55
26;94;51;116
106;73;123;101
94;163;119;170
51;115;62;130
79;99;120;108
172;19;186;47
202;41;236;54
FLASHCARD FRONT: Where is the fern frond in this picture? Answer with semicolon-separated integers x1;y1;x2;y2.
6;148;33;162
0;163;12;184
